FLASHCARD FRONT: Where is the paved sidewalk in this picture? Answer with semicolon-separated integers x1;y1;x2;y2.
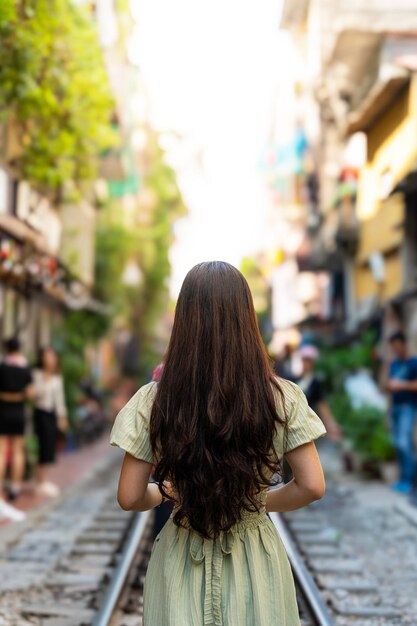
1;432;116;529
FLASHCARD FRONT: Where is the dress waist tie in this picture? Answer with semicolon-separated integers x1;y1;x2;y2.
189;530;235;626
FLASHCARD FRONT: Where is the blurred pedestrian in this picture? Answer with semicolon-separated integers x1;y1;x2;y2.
297;345;341;441
386;331;417;494
0;337;33;522
33;348;68;497
273;343;296;380
111;261;326;625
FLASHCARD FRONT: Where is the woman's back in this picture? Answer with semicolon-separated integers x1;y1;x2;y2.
147;262;288;538
111;376;325;625
111;261;326;625
0;361;32;418
0;361;31;394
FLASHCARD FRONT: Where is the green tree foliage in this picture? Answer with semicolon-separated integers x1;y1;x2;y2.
134;139;186;377
94;217;137;312
327;394;393;464
317;333;394;464
0;0;115;200
317;332;375;393
240;257;272;345
94;135;186;380
55;309;109;424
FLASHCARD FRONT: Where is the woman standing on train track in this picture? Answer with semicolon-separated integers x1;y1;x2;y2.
111;261;326;625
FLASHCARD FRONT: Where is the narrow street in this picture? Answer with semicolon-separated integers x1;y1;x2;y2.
1;0;417;624
1;438;416;625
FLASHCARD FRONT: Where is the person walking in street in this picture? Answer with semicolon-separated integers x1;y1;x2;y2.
386;331;417;494
297;344;341;442
0;337;33;522
33;347;68;497
111;261;326;626
273;343;296;380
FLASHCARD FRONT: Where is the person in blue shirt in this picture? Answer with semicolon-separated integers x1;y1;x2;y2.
386;331;417;493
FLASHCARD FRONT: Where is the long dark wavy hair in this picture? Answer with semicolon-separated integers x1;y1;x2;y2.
150;261;286;538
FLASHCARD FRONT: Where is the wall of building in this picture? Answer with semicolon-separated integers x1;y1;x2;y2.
358;81;417;222
353;78;417;308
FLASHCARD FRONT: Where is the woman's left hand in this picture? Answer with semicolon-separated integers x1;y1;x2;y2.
58;416;69;433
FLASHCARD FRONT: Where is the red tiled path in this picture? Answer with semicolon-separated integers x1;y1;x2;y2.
9;432;116;515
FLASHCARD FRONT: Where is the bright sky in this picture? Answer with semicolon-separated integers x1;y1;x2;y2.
130;0;292;295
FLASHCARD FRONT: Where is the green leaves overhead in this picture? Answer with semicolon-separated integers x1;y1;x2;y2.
94;134;187;380
0;0;116;200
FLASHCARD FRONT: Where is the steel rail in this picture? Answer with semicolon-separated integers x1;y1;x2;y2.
92;510;151;626
270;512;335;626
93;508;333;625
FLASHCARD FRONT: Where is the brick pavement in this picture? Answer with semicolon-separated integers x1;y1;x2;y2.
1;432;114;527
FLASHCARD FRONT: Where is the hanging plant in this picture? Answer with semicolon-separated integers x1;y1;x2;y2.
0;0;117;202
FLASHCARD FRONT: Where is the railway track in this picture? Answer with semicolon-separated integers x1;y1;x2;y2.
91;510;336;626
270;512;335;626
95;499;404;626
92;510;153;626
277;491;404;626
4;459;402;626
0;453;153;626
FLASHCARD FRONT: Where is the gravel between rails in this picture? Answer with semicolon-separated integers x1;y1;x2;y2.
0;447;147;626
284;440;417;626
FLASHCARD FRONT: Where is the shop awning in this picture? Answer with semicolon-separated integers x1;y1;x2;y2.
346;73;409;135
0;214;46;251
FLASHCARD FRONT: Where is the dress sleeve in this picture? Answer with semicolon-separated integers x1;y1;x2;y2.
274;380;327;456
110;382;157;464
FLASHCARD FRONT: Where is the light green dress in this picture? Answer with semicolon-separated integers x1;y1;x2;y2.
110;379;326;626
